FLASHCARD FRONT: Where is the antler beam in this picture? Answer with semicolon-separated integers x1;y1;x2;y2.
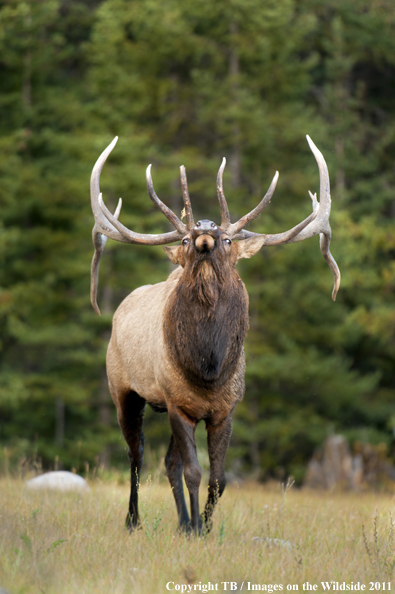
222;136;340;300
90;137;186;314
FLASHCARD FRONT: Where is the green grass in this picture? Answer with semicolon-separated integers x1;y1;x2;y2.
1;475;395;593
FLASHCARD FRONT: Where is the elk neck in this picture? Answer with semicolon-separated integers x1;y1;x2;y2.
163;256;249;390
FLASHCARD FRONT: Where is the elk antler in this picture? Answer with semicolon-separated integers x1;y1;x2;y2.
90;137;187;314
180;165;195;230
217;157;279;233
218;136;341;300
216;158;231;229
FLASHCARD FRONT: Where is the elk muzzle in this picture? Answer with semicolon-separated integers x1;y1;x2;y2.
195;234;215;253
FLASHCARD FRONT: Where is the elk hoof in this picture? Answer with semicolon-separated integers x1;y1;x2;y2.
125;512;142;533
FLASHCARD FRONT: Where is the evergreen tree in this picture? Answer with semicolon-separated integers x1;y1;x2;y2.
1;0;395;481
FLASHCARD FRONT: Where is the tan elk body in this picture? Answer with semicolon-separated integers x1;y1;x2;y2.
90;136;340;533
107;265;246;423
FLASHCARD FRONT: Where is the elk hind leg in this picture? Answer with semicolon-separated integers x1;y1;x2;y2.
116;390;146;531
202;414;233;531
165;434;190;530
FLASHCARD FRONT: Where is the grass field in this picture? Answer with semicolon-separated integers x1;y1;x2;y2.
1;473;395;594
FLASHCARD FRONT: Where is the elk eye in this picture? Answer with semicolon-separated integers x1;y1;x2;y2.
182;238;189;246
224;238;232;245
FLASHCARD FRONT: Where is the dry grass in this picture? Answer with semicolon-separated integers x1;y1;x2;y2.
1;474;395;593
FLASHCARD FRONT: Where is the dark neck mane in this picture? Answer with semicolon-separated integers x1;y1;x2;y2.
163;261;249;389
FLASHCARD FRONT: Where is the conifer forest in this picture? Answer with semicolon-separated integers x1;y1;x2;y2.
1;0;395;483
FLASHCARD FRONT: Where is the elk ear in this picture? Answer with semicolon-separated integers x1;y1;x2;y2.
235;236;266;261
163;246;182;265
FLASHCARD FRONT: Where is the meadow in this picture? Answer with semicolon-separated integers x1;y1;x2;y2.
1;472;395;594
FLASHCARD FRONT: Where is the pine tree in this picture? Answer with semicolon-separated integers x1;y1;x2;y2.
1;0;395;481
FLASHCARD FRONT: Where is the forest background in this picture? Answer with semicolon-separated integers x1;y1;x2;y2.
0;0;395;484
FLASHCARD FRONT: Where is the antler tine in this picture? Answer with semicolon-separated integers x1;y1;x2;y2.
217;158;231;229
91;198;122;315
296;135;331;240
180;165;194;230
227;171;279;237
146;165;187;234
320;231;341;301
91;137;130;243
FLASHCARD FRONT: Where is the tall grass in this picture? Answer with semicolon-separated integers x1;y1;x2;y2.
1;475;395;593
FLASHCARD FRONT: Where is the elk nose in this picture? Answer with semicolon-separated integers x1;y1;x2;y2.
195;234;215;253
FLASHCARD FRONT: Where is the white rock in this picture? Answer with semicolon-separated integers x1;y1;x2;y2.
26;471;89;492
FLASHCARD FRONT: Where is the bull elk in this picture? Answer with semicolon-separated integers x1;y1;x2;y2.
90;136;340;534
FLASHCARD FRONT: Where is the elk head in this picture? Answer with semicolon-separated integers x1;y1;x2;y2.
90;136;341;315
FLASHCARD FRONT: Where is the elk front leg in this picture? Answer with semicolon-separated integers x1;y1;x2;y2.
116;390;146;531
165;435;190;530
202;414;233;531
168;408;202;534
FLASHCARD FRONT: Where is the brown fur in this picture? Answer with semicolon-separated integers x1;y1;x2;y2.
163;246;249;391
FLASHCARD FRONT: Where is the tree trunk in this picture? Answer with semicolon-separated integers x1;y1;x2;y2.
55;396;65;469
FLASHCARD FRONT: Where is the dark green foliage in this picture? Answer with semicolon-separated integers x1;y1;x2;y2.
1;0;395;482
